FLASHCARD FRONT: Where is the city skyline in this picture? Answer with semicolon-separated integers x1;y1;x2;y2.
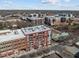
0;0;79;10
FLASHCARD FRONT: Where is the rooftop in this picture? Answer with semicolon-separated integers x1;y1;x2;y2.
45;16;61;20
0;25;50;43
21;25;50;35
64;46;79;55
0;29;25;43
46;14;72;20
27;17;44;20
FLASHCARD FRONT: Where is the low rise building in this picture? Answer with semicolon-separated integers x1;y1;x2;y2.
64;46;79;57
51;29;69;41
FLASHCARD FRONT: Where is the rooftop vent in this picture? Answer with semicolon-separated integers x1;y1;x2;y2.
41;25;46;29
14;30;19;35
28;28;35;32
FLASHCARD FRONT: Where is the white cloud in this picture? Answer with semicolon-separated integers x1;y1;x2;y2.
41;0;59;5
47;0;59;4
41;0;72;5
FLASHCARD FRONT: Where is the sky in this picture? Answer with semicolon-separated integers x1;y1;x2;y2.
0;0;79;10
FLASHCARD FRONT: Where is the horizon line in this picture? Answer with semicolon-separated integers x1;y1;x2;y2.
0;9;79;11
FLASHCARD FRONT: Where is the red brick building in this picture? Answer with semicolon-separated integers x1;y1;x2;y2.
0;25;51;57
21;25;51;49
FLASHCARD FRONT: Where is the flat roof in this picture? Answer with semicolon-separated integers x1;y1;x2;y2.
0;30;11;34
46;15;69;18
27;17;44;20
0;25;50;43
64;46;79;55
45;16;61;20
0;29;25;43
21;25;51;35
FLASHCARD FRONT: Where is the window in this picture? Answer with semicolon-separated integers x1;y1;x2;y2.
52;19;56;23
61;17;66;22
33;14;36;17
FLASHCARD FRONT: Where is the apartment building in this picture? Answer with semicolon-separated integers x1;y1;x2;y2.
44;14;75;26
0;29;28;57
26;17;44;26
0;25;51;57
21;25;51;50
28;13;46;18
44;15;69;26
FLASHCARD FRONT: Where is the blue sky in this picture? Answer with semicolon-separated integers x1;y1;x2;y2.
0;0;79;10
